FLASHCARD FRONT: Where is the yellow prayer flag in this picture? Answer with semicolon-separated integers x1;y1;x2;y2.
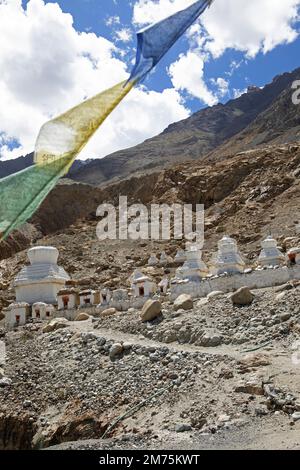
34;80;135;174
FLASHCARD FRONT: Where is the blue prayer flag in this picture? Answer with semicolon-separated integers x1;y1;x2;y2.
129;0;213;83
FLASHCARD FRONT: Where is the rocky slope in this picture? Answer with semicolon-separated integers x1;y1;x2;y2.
0;286;300;450
207;78;300;161
1;141;299;261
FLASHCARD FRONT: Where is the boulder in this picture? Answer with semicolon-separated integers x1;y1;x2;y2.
238;353;271;369
173;294;193;311
275;292;286;302
101;308;117;318
42;318;69;333
175;423;192;433
200;332;222;347
230;287;254;306
280;312;292;322
140;300;161;322
0;377;12;387
207;291;224;300
109;343;123;359
234;376;264;396
75;312;90;322
292;412;300;422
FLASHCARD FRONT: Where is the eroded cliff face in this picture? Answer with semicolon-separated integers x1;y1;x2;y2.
0;413;37;450
0;410;109;450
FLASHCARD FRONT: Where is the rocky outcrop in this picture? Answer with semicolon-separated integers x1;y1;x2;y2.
140;300;162;322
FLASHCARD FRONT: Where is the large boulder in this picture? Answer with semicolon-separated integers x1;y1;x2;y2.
42;318;69;333
230;287;254;306
101;308;117;318
140;300;161;322
75;312;90;322
174;294;193;311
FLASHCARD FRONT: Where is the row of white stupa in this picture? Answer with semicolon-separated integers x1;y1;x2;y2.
12;236;300;304
150;235;300;281
3;237;300;328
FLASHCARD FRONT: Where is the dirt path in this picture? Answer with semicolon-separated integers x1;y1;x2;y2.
69;319;244;359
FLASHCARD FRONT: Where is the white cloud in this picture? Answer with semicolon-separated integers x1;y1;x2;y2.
0;0;189;160
114;28;133;43
105;15;121;27
204;0;300;58
1;0;300;162
233;88;247;99
133;0;197;25
210;77;229;98
168;51;217;106
133;0;300;57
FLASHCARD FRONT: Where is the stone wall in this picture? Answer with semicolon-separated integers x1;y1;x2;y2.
53;296;152;319
170;265;300;300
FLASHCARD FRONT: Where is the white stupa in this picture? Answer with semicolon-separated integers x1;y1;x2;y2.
148;253;159;266
176;242;208;281
14;246;70;304
258;236;285;267
213;236;245;275
174;249;186;264
159;251;168;265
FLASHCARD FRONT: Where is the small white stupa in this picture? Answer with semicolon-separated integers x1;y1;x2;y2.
148;253;159;266
176;242;208;281
130;270;156;297
174;249;186;264
213;236;245;275
159;251;168;265
258;236;285;267
14;246;70;304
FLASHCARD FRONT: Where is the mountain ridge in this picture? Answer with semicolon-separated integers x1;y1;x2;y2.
70;67;300;185
1;67;299;186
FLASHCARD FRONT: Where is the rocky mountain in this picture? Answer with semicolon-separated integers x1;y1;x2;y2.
0;153;90;180
0;153;34;179
69;67;300;185
206;76;300;161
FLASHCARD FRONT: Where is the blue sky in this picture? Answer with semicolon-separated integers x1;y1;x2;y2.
1;0;300;160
